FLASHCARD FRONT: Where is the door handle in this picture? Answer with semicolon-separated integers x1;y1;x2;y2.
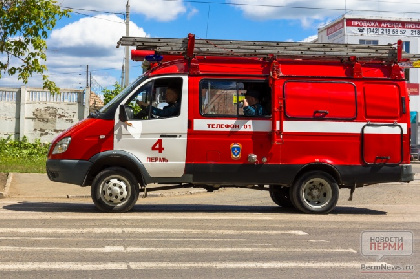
376;156;390;160
314;110;329;117
160;134;178;138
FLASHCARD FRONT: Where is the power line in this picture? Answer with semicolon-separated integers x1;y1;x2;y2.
61;6;125;16
70;11;124;24
59;2;420;25
354;0;420;4
46;67;122;76
59;6;125;23
168;0;420;6
160;0;420;15
91;77;105;95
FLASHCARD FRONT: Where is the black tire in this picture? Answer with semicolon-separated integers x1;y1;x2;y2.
269;185;294;208
290;171;339;214
91;167;140;213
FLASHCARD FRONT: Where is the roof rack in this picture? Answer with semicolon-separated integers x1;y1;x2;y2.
117;33;420;63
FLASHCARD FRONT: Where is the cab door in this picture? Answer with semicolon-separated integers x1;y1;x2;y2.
114;76;188;179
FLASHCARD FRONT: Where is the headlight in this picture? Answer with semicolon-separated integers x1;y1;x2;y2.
52;137;71;154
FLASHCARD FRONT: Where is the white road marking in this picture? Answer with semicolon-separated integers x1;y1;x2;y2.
0;213;274;220
0;228;308;235
0;262;126;271
128;261;364;269
0;261;365;270
0;237;248;241
0;246;357;253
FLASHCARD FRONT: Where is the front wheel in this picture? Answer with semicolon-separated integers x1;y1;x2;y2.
290;171;339;214
91;167;140;213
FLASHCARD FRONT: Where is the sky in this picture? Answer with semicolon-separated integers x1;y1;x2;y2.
2;0;420;95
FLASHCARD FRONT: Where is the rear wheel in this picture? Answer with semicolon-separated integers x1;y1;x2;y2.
269;185;294;208
91;167;139;213
290;171;339;214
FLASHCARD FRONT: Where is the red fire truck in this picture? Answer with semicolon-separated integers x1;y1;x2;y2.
47;34;415;214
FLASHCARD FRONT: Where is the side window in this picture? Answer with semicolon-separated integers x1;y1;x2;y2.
125;81;153;120
201;80;239;116
125;77;183;120
200;79;270;117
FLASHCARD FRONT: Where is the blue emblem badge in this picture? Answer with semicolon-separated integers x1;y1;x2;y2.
230;143;242;160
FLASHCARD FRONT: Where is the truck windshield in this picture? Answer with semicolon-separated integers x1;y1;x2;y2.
98;75;147;116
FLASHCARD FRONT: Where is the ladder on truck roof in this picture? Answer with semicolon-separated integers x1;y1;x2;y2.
117;33;420;64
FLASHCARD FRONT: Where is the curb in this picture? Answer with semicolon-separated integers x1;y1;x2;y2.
0;172;209;199
0;173;13;199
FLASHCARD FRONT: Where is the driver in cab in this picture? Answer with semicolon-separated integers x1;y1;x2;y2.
137;87;180;118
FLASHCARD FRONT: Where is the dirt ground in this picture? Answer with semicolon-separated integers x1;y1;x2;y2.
0;173;7;192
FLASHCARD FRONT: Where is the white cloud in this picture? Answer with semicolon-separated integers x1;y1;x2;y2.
227;0;420;27
49;14;147;49
60;0;186;22
2;14;148;89
300;35;318;42
187;7;199;20
45;14;148;88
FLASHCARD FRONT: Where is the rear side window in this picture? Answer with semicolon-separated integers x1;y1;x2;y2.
201;80;240;116
200;79;271;117
284;81;357;119
364;83;400;119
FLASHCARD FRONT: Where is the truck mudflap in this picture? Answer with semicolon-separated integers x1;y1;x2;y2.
401;164;414;182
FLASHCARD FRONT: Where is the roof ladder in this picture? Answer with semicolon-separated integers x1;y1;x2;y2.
117;33;420;63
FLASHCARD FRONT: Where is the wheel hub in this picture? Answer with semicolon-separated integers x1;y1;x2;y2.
102;178;128;204
303;179;332;208
308;187;321;199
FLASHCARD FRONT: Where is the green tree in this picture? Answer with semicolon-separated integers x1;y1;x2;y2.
103;82;123;105
0;0;70;94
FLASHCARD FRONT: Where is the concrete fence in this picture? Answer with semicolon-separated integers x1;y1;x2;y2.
0;86;90;143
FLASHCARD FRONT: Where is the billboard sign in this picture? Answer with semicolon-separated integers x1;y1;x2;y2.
346;19;420;36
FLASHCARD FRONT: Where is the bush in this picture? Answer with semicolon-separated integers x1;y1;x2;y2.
0;136;49;173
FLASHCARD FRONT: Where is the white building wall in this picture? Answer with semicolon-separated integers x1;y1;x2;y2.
0;87;88;143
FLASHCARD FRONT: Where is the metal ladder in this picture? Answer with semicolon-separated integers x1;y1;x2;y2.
117;34;420;63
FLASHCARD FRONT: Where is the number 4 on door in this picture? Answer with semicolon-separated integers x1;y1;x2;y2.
152;139;164;153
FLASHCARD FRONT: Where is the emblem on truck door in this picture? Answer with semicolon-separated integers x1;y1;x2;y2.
230;143;242;160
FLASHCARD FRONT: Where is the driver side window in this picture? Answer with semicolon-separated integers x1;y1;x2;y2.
125;81;153;120
124;77;183;121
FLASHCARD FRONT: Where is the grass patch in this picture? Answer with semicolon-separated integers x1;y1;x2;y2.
0;137;49;173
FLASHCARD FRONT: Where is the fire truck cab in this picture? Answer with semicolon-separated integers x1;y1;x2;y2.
46;34;415;214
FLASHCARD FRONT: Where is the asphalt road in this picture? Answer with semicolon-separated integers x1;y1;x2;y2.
0;177;419;279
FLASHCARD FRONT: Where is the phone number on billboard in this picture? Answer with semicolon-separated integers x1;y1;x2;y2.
367;28;420;36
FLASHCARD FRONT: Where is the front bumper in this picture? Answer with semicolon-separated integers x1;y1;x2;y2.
46;159;92;186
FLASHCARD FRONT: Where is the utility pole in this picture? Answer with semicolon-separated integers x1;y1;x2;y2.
124;0;130;87
84;65;90;118
121;63;124;87
86;65;89;87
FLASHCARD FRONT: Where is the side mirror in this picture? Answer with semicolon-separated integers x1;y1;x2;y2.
119;105;127;122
